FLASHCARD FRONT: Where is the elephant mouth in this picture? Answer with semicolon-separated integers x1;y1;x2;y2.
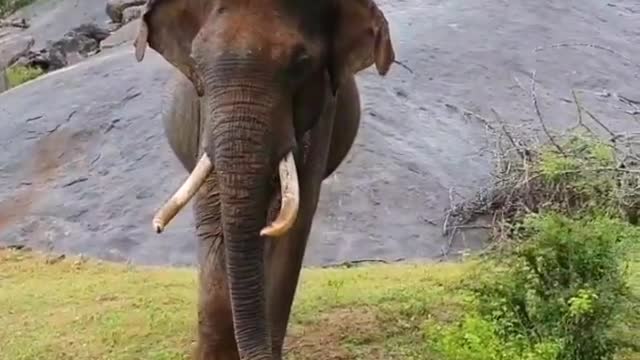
151;150;300;238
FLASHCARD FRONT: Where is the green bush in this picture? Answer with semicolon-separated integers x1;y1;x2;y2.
535;134;634;219
6;65;43;88
475;214;635;360
431;213;637;360
428;313;560;360
431;130;640;360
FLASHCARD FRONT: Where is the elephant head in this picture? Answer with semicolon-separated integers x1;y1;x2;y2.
134;0;394;357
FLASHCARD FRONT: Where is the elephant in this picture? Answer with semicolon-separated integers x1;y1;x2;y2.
133;0;396;358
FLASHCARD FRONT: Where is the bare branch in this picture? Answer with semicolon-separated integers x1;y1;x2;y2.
583;109;616;138
530;70;565;155
392;59;414;74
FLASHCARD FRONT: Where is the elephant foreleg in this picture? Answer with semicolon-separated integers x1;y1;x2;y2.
265;94;338;359
193;175;239;360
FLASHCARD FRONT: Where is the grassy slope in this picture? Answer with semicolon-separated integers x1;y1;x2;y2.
5;66;44;88
0;249;637;360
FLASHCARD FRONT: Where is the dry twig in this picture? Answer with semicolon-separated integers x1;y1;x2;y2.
530;70;565;155
442;86;640;247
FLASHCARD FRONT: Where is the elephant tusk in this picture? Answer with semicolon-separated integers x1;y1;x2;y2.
152;153;213;233
260;151;300;238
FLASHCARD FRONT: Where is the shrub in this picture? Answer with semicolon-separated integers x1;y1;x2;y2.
6;65;44;88
473;214;636;360
429;314;560;360
433;129;640;360
445;130;640;247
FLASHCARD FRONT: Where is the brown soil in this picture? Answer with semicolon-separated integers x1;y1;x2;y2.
285;308;385;360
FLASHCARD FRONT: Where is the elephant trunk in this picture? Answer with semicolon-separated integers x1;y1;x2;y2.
210;96;272;359
204;64;295;359
150;58;301;358
214;124;272;359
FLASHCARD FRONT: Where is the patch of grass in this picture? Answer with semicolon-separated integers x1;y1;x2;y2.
6;65;44;88
0;249;481;360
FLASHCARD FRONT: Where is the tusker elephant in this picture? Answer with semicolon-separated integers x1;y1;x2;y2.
133;0;396;359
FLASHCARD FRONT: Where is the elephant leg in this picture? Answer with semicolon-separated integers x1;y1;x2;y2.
193;176;239;360
265;96;338;359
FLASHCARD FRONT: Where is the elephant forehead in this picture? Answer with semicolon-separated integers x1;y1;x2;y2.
198;2;309;63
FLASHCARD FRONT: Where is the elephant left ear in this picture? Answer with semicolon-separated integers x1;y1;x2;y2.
134;0;213;96
329;0;396;93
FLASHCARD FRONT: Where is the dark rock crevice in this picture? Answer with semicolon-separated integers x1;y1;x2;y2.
11;23;110;72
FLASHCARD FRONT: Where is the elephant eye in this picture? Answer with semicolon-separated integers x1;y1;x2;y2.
287;45;312;82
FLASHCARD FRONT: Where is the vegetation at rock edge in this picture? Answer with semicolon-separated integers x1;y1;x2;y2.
5;65;44;88
0;0;36;18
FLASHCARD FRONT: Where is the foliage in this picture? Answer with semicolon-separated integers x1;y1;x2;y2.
6;65;44;88
431;213;638;360
534;134;638;220
0;0;35;17
428;314;560;360
445;130;640;247
433;131;640;360
475;214;636;360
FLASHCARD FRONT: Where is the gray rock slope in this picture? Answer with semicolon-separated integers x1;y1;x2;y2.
1;0;639;266
9;0;110;48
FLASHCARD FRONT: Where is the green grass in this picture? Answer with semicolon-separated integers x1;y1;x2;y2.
0;248;636;360
0;249;480;360
6;65;44;88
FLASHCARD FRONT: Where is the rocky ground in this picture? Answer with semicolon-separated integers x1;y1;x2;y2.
0;0;639;266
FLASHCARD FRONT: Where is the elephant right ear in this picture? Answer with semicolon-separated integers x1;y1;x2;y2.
134;0;212;96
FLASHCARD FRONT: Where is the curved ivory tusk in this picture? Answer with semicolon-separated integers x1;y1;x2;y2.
260;151;300;238
153;153;213;233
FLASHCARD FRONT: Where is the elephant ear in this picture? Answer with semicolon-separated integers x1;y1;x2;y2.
329;0;395;93
134;0;212;96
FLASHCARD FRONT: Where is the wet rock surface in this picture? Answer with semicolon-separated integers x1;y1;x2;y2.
1;0;639;267
0;34;34;67
101;19;139;50
105;0;145;24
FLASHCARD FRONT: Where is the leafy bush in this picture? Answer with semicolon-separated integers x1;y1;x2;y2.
428;314;560;360
432;213;637;360
477;214;636;360
534;135;637;220
6;65;43;88
446;130;640;247
432;130;640;360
